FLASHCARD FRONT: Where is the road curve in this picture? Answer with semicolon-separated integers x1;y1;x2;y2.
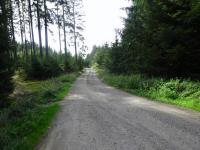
38;68;200;150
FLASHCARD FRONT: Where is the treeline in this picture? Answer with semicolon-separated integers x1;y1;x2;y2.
0;0;86;107
89;0;200;79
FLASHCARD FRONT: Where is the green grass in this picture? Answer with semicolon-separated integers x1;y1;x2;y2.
0;73;79;150
1;104;59;150
97;69;200;112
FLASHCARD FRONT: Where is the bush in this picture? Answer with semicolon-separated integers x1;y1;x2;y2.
24;58;63;79
64;56;85;72
127;75;143;89
99;70;200;111
43;58;63;77
64;59;74;72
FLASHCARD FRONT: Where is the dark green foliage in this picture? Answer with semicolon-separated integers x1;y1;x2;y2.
76;56;86;71
64;59;74;72
63;53;76;72
16;44;85;80
91;45;111;70
0;0;14;108
123;0;200;78
24;58;63;79
91;0;200;79
63;54;87;72
42;58;63;78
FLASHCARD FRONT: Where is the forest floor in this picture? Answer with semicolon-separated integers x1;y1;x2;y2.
0;72;78;150
38;68;200;150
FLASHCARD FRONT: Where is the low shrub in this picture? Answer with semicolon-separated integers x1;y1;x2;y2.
63;54;85;73
24;58;63;80
98;70;200;111
64;59;74;72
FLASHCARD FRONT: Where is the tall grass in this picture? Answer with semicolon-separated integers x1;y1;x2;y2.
0;73;79;150
98;70;200;111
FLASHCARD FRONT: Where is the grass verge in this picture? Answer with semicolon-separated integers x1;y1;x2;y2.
97;69;200;112
0;72;79;150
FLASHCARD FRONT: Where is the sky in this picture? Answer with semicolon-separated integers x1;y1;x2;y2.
82;0;131;54
47;0;132;54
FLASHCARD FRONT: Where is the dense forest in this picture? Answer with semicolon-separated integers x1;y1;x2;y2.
0;0;86;108
90;0;200;79
87;0;200;113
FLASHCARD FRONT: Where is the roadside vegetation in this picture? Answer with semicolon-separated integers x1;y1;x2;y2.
85;0;200;112
98;69;200;112
0;0;86;107
0;72;79;149
0;0;87;148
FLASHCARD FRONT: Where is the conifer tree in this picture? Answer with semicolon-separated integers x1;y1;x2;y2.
0;0;14;107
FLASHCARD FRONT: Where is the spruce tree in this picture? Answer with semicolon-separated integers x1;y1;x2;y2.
0;0;14;107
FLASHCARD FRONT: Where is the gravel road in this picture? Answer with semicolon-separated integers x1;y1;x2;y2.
38;68;200;150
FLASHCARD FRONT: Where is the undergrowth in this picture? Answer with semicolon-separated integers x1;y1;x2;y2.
98;69;200;112
0;72;79;150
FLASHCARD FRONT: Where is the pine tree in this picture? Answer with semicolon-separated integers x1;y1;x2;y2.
69;0;84;63
56;0;62;54
28;0;36;59
44;0;48;58
0;0;14;107
62;0;67;57
35;0;43;60
16;0;24;56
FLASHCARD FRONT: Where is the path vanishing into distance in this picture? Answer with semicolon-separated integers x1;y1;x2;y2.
38;68;200;150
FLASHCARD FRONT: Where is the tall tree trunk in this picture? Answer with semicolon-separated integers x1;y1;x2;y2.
9;0;17;60
57;3;62;55
58;22;62;55
62;4;67;57
22;0;28;61
72;3;77;62
28;0;36;59
44;0;48;59
36;0;43;60
28;19;33;58
16;0;24;56
9;0;15;42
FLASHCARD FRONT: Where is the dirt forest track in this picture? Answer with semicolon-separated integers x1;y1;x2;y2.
38;68;200;150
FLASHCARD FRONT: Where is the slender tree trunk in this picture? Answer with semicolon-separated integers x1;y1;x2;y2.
28;0;36;59
9;0;17;60
58;23;62;54
57;3;62;55
59;26;62;54
72;3;77;62
22;0;28;61
28;19;33;58
62;4;67;57
9;0;15;42
16;0;24;56
36;0;43;60
44;0;48;59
